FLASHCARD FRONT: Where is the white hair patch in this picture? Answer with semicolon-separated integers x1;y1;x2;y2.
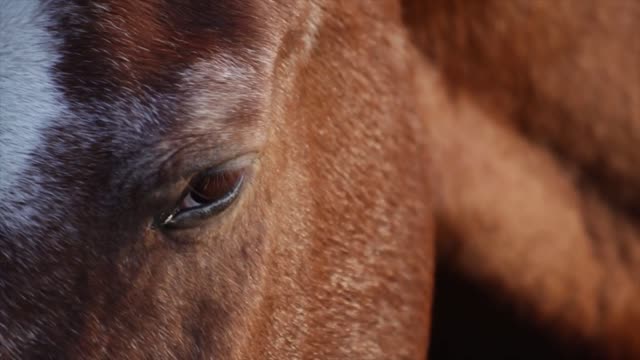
0;0;65;201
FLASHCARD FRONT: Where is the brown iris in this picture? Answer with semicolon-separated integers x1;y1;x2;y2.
159;168;246;229
187;169;244;205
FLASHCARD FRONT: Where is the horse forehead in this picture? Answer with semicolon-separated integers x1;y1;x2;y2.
0;0;273;226
54;0;267;103
0;1;63;199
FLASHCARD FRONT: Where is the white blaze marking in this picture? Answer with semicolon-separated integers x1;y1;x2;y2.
0;0;63;199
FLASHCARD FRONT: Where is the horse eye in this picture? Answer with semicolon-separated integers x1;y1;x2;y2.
159;168;245;229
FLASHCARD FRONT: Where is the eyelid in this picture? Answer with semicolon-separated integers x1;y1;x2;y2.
188;152;257;180
190;155;254;186
162;152;257;200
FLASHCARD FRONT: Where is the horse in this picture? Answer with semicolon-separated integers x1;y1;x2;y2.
405;0;640;358
1;0;639;359
0;1;433;358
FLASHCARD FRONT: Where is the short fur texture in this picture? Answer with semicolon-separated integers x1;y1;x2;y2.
0;0;433;359
2;0;639;359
